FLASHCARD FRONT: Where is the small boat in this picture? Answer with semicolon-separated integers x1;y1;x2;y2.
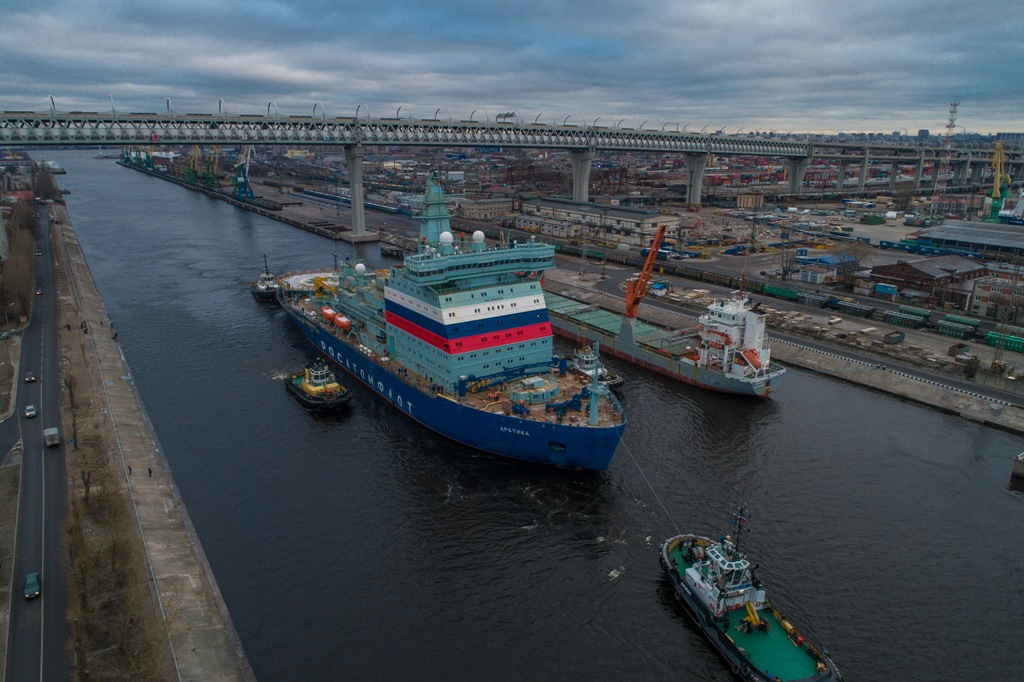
660;512;842;681
285;358;351;410
570;343;624;392
251;255;281;302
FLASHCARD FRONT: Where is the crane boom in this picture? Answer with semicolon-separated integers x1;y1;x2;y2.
625;224;667;318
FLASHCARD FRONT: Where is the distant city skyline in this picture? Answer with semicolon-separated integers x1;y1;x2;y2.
3;0;1022;134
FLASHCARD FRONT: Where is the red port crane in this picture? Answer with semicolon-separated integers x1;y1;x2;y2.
624;224;667;319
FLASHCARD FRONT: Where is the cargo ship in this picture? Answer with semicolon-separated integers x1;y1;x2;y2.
278;172;626;469
545;289;784;397
660;513;842;681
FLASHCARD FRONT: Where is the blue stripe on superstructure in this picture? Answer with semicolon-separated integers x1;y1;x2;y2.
386;299;551;340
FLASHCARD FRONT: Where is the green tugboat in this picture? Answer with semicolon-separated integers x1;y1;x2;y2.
285;357;351;411
660;512;842;681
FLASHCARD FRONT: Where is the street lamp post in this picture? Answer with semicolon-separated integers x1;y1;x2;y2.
4;302;15;328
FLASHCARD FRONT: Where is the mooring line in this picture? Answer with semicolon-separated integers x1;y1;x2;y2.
618;434;680;536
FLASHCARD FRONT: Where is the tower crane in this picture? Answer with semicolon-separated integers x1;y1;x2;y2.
929;101;959;218
624;224;667;318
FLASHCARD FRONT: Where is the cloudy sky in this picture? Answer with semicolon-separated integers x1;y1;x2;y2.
3;0;1022;134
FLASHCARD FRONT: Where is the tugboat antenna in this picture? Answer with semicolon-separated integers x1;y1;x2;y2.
732;507;748;557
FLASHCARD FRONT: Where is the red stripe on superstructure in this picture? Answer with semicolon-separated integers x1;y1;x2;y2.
447;322;550;353
386;310;550;355
386;310;452;351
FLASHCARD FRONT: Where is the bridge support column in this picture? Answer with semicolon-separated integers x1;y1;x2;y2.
953;160;967;187
786;156;811;194
345;145;367;237
858;148;870;191
683;152;708;206
914;155;924;190
835;161;847;191
888;163;899;191
970;159;984;185
570;149;596;202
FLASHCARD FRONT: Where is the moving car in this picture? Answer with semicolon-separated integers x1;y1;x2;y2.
24;572;41;599
24;404;36;418
35;289;43;295
24;371;35;383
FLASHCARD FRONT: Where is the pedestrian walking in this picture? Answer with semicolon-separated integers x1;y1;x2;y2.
148;467;152;477
128;464;132;475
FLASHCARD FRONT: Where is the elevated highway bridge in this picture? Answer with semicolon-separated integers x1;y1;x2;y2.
3;108;1021;237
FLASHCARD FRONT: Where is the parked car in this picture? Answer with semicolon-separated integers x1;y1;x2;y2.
24;371;35;383
24;404;36;418
24;572;41;599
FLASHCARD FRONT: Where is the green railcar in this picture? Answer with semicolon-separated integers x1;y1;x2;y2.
898;305;932;320
935;320;973;339
986;332;1024;353
884;311;924;328
943;314;981;329
763;284;800;301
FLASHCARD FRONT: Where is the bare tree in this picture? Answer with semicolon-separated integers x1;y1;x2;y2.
831;240;872;291
779;245;798;281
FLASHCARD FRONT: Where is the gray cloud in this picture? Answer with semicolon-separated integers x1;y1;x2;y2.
3;0;1022;133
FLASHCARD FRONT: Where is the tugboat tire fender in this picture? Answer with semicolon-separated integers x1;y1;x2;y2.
730;662;740;675
754;601;761;608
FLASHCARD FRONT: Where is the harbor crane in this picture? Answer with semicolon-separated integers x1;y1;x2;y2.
234;146;256;202
624;223;667;319
987;141;1011;222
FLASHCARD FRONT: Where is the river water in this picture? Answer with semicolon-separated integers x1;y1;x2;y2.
46;151;1023;681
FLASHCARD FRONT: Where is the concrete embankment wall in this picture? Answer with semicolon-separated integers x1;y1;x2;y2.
52;203;255;681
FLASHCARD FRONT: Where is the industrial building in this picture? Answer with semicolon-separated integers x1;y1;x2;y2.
869;254;987;308
911;220;1024;261
519;198;681;248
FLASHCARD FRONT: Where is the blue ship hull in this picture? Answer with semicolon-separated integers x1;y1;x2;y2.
286;309;625;470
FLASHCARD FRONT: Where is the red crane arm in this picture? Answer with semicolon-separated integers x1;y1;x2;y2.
624;224;667;318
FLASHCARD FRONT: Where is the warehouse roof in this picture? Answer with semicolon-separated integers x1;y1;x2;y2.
914;220;1024;250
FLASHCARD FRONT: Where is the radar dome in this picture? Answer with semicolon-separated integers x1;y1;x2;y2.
473;230;485;243
440;231;454;245
355;263;366;275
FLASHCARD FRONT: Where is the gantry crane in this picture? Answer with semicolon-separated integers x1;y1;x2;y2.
624;224;667;318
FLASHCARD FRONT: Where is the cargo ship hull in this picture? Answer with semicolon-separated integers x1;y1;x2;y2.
548;315;777;397
286;307;625;469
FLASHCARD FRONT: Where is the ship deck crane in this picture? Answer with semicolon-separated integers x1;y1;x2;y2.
624;224;667;319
